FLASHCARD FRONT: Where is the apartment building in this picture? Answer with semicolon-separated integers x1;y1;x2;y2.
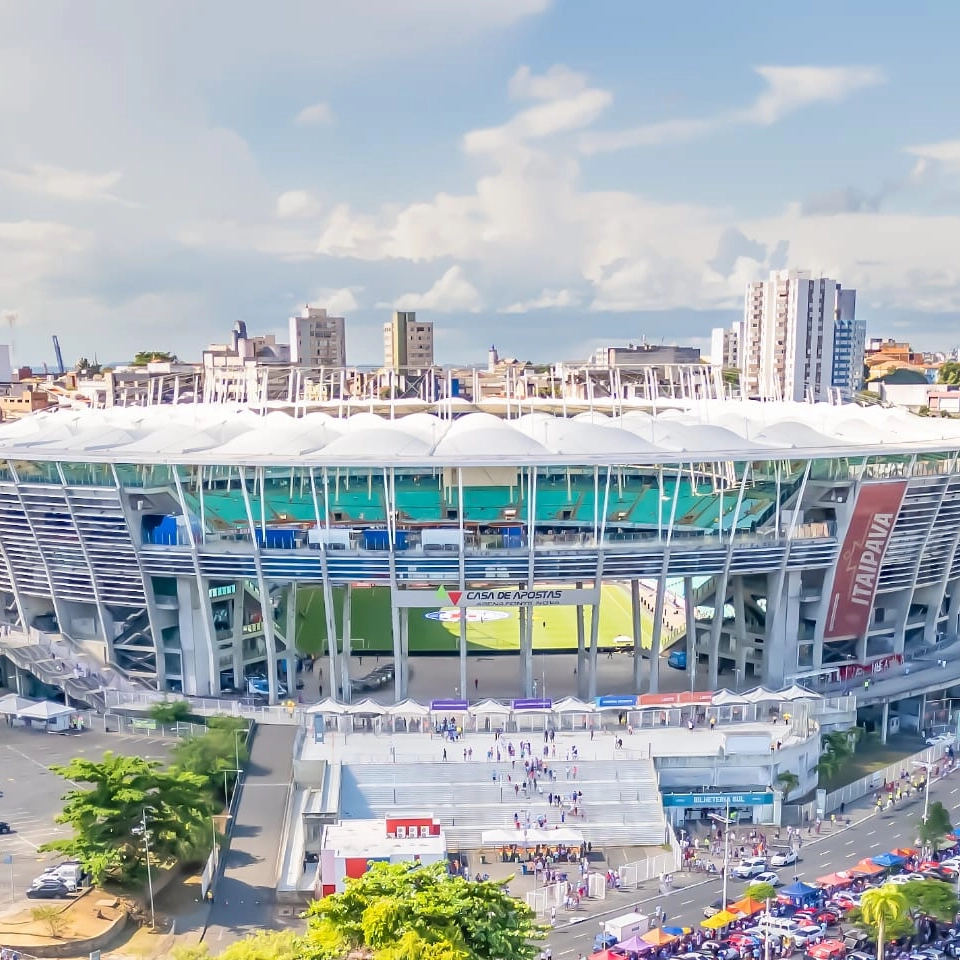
709;323;742;370
289;306;347;367
739;269;861;402
383;311;434;371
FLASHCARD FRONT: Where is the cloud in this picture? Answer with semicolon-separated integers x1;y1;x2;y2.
501;288;580;313
276;189;321;219
295;101;335;126
800;186;886;216
580;65;884;154
394;266;483;312
311;287;361;314
0;164;124;202
508;64;587;101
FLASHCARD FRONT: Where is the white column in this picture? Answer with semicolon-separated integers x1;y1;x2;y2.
631;579;643;692
342;585;353;703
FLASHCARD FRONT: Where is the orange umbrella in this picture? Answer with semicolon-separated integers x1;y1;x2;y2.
850;859;884;876
893;847;917;857
643;929;679;946
729;897;766;916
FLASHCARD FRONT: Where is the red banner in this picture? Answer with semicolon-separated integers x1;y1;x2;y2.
838;653;902;681
638;691;713;707
824;481;907;640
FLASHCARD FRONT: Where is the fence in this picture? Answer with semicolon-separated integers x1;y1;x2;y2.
822;738;955;814
103;690;304;725
618;847;679;889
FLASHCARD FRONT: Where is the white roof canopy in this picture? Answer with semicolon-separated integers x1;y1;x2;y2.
18;700;75;719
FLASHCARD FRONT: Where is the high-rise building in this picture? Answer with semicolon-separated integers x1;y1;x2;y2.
740;269;861;402
289;306;347;367
383;311;434;371
709;323;742;370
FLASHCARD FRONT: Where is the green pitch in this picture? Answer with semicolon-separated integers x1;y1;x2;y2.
294;584;651;656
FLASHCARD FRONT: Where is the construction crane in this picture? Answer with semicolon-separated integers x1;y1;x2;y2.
52;335;65;376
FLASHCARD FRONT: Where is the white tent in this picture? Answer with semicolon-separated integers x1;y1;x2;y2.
18;700;74;720
552;697;596;714
469;699;511;716
347;698;386;716
712;689;748;706
741;687;778;704
305;698;348;715
778;684;821;701
386;699;430;718
481;827;584;846
0;693;37;715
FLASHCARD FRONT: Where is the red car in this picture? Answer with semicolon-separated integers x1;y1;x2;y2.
795;909;841;927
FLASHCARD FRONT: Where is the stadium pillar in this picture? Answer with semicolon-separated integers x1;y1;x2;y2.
880;701;889;744
459;611;468;704
576;583;587;699
649;569;668;694
519;604;533;697
684;577;697;691
587;593;601;701
631;580;643;692
342;585;353;703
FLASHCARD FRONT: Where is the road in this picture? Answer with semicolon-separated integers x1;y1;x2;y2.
202;724;301;947
547;769;960;958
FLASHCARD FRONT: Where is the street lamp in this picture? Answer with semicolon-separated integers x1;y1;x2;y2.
912;760;932;853
141;809;155;929
710;798;733;910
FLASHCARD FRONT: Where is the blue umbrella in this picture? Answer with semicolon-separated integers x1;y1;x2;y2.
780;881;818;898
872;853;906;868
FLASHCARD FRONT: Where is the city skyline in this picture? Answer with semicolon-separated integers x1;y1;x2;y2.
1;1;960;366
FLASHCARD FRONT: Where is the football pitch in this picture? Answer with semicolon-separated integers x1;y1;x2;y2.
294;584;652;656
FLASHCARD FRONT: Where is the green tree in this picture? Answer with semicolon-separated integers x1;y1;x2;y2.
304;861;546;960
31;905;69;939
900;878;960;922
745;882;778;903
40;751;213;885
939;362;960;385
149;699;192;724
817;730;855;780
859;885;910;960
776;771;800;800
172;930;302;960
132;350;178;367
919;800;953;852
171;716;250;803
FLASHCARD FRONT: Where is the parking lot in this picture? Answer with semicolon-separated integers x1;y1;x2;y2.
0;724;174;911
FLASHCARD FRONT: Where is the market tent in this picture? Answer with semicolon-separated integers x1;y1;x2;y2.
552;696;596;713
642;929;678;946
18;700;74;720
386;699;430;718
729;896;766;916
347;698;386;716
816;872;854;888
591;952;627;960
662;927;692;937
481;827;584;846
305;698;347;715
469;699;510;716
780;881;819;899
712;689;748;706
741;686;777;703
778;684;822;701
872;852;906;868
617;936;654;953
480;829;516;845
850;860;884;876
892;848;917;857
0;693;37;715
702;910;738;928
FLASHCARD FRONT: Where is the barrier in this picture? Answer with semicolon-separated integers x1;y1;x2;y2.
617;848;677;889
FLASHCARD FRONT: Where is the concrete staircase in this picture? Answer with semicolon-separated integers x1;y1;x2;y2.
341;758;667;850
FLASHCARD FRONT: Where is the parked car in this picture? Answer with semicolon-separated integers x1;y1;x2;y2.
668;650;687;670
26;879;71;899
704;898;725;918
795;909;840;927
0;821;10;834
925;733;954;746
755;871;782;887
793;925;826;946
806;940;847;960
701;941;740;960
732;856;768;879
770;848;798;867
887;874;924;885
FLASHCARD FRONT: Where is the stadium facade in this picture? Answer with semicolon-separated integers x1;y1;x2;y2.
0;400;958;704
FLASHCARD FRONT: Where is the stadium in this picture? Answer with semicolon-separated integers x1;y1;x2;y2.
0;398;958;706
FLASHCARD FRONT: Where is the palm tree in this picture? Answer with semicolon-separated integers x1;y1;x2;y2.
777;771;800;800
860;884;908;960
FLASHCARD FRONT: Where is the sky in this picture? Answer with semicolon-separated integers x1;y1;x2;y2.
2;0;960;368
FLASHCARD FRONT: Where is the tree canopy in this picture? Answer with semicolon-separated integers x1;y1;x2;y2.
132;350;178;367
171;715;250;803
40;751;212;885
939;362;960;385
745;882;778;904
305;861;545;960
919;800;952;851
855;885;911;957
900;878;960;922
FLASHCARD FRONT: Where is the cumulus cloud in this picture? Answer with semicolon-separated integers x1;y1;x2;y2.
394;266;483;312
295;101;335;126
276;189;321;219
501;288;580;313
580;65;884;154
0;164;125;202
311;287;361;314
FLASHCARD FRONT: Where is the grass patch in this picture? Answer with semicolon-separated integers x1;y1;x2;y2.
818;735;920;793
295;584;648;656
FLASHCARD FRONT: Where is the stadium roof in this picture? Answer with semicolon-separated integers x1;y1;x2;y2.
1;401;960;467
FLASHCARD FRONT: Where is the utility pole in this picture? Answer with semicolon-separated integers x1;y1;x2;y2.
142;809;155;929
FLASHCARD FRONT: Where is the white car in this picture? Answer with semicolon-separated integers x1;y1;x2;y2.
754;870;782;887
732;857;768;879
770;849;798;867
792;925;825;946
925;733;954;746
887;874;923;885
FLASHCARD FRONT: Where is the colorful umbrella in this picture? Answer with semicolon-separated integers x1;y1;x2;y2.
702;910;738;929
643;929;679;946
729;896;766;916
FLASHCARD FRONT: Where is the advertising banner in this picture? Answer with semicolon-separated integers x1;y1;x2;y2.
395;586;601;608
429;699;469;712
512;698;553;711
838;653;902;681
661;791;774;807
595;695;639;709
824;481;907;640
637;691;713;707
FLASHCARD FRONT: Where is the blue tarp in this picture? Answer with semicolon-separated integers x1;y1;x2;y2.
872;852;906;868
780;881;819;899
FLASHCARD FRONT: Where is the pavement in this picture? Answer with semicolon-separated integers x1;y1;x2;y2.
0;724;174;915
543;761;960;958
202;724;302;948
